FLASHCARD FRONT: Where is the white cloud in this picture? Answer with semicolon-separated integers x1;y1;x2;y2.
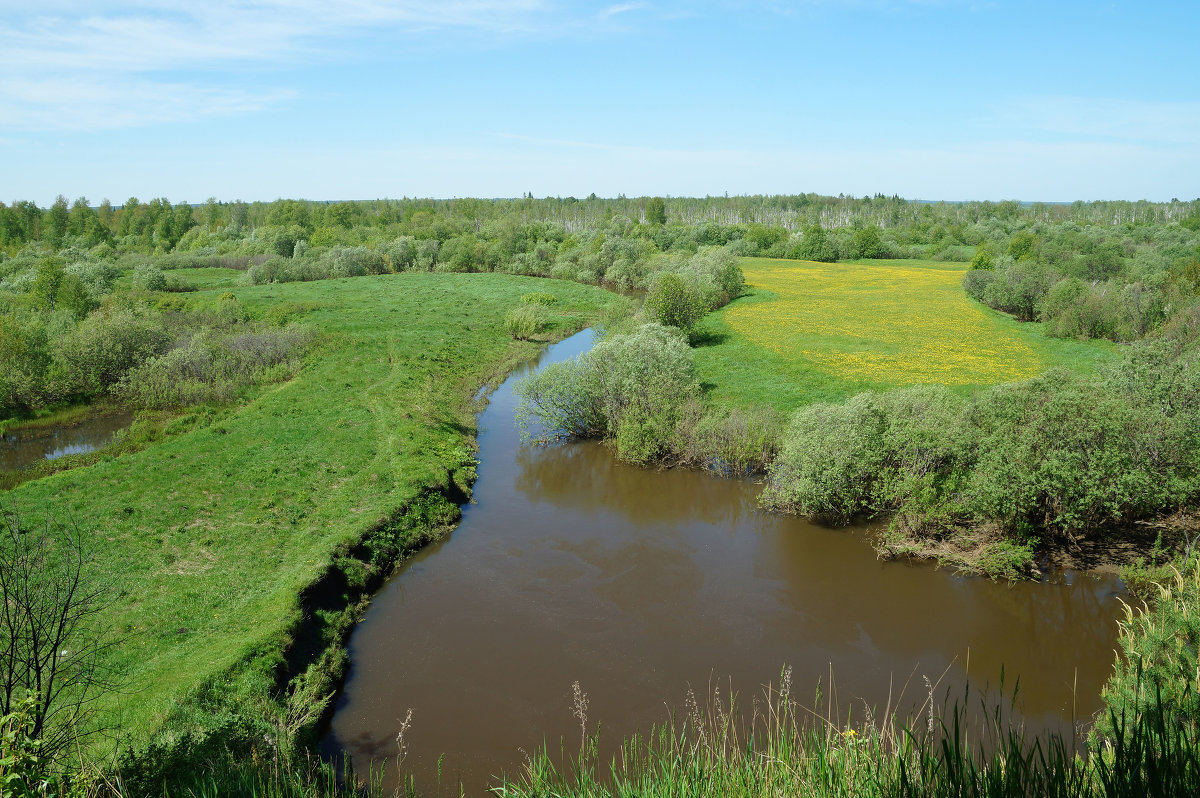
0;1;554;130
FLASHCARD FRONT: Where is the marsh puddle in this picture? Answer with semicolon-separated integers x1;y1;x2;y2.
324;330;1124;794
0;411;134;472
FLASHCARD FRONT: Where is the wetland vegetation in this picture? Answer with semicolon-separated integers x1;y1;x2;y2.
1;193;1199;795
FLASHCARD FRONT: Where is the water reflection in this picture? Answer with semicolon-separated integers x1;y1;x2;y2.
325;330;1125;795
0;411;134;472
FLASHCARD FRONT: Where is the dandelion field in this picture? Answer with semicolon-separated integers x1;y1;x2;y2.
694;258;1116;411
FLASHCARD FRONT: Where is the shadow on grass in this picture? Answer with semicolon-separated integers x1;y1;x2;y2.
691;329;729;347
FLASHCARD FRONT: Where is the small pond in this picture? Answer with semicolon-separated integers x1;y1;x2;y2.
0;411;134;472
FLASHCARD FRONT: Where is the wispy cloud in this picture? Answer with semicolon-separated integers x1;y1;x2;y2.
0;1;556;131
999;97;1200;146
0;78;297;131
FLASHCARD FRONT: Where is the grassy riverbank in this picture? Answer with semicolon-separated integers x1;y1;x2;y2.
1;272;619;778
693;258;1116;412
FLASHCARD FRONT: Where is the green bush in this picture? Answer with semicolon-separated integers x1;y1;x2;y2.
672;399;781;476
50;308;172;398
516;323;698;459
643;272;710;337
504;304;548;340
966;370;1191;538
761;385;968;523
132;264;167;292
112;325;314;409
519;291;558;306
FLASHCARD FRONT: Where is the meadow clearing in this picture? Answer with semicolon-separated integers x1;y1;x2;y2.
694;257;1117;411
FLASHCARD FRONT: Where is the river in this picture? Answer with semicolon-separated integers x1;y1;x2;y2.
323;329;1125;793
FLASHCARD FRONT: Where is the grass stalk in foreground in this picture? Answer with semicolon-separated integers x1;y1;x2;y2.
493;669;1200;798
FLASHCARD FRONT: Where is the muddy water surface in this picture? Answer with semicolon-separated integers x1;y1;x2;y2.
0;411;133;472
325;330;1125;794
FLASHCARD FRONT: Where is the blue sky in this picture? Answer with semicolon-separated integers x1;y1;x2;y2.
1;0;1197;205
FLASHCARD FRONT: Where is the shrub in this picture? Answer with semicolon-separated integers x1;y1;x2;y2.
643;272;710;337
504;304;547;341
962;266;996;302
516;324;698;456
761;386;968;524
112;325;314;408
792;225;837;262
965;370;1188;538
672;400;781;476
50;308;172;397
520;292;558;307
686;245;744;301
132;264;167;292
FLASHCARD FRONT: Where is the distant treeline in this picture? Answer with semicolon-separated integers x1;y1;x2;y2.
4;192;1199;252
3;192;1199;421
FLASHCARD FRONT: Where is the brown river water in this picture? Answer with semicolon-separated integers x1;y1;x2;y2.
323;329;1126;794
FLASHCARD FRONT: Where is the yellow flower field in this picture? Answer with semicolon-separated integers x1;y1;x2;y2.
724;259;1046;386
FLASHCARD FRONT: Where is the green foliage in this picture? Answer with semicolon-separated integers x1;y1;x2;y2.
112;325;315;409
644;197;666;226
969;246;994;270
851;224;888;259
1007;230;1039;261
131;263;167;292
51;308;173;398
504;303;548;340
1099;562;1200;743
517;323;698;460
643;272;709;337
968;369;1195;538
519;291;559;306
0;698;59;798
671;400;781;476
762;386;967;523
792;224;836;262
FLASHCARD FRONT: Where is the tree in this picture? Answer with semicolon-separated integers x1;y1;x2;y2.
851;225;886;259
794;224;836;262
45;196;69;248
970;246;994;271
0;511;120;766
30;257;64;311
645;197;666;226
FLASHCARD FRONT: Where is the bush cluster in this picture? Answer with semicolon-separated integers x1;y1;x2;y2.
0;292;314;418
964;228;1198;342
761;337;1200;570
517;324;779;472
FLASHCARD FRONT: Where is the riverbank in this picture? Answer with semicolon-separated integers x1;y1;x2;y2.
0;272;620;786
681;259;1194;580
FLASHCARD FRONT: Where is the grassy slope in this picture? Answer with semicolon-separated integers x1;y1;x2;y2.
2;272;617;746
694;257;1116;412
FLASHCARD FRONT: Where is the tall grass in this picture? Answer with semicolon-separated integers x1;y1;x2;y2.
494;669;1200;798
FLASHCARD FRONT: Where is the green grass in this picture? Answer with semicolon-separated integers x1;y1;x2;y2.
164;266;245;290
694;258;1117;413
1;272;618;753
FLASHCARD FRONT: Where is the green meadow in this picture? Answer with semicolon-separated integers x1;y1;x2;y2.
1;272;618;751
693;257;1118;412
